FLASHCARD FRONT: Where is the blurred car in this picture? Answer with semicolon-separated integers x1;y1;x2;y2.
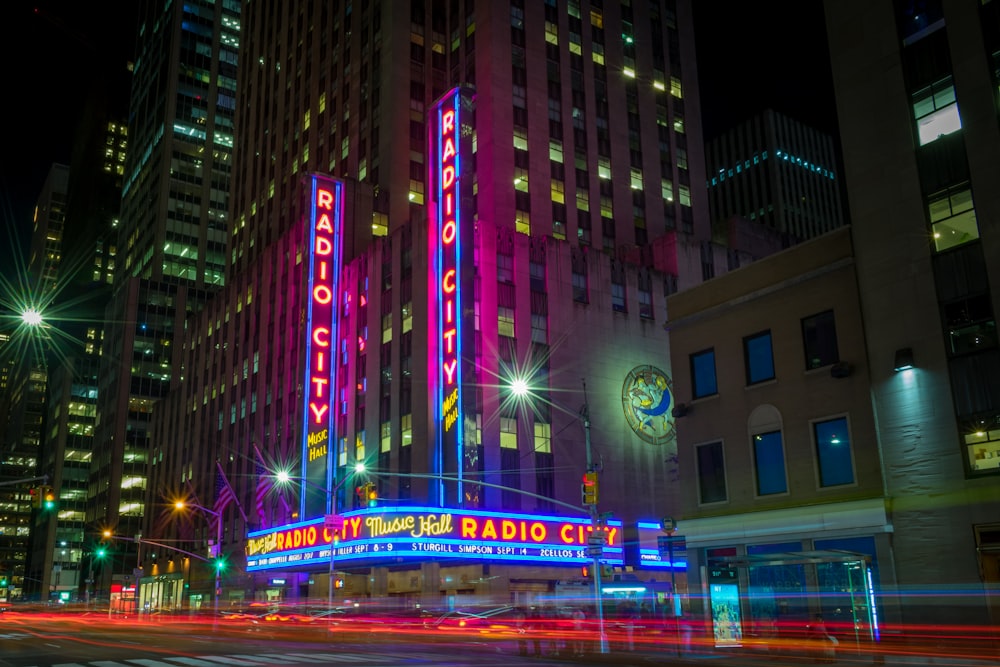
424;605;523;635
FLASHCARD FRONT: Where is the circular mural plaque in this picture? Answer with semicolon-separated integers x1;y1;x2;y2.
621;365;676;446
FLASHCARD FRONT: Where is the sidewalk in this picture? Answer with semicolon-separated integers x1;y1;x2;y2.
512;637;1000;667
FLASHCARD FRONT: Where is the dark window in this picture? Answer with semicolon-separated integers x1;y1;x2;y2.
691;349;717;398
814;417;854;487
802;310;839;370
696;441;727;503
744;331;775;384
753;431;787;495
943;294;996;356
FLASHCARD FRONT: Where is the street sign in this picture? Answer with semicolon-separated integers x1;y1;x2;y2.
658;535;686;554
324;514;345;531
586;545;604;558
588;533;606;546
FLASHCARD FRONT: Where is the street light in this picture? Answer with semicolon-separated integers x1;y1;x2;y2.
508;375;609;654
274;461;366;611
174;500;224;615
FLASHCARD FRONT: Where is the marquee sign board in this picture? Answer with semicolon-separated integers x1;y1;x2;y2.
246;506;624;572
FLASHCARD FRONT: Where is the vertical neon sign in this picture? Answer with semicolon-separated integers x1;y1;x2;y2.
429;87;475;506
301;175;344;519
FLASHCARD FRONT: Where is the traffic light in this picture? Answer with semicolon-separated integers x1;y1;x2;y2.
356;482;377;507
582;472;599;506
29;487;39;508
0;574;7;587
214;557;227;573
43;487;57;510
95;547;107;559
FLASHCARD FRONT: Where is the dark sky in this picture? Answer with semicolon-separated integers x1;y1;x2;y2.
693;0;837;142
0;1;836;280
0;2;138;281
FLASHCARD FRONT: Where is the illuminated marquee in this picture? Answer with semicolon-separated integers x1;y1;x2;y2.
301;175;344;518
246;507;624;571
428;86;476;505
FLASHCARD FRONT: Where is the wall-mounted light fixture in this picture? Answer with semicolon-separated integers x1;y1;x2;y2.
671;403;689;418
893;347;914;372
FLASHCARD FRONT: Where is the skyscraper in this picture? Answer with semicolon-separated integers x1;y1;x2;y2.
705;108;846;248
0;165;69;600
90;0;240;586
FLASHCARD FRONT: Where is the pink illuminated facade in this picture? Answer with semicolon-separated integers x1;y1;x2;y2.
301;176;345;517
147;0;714;609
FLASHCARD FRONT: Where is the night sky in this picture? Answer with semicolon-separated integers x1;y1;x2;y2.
0;2;138;282
0;1;835;282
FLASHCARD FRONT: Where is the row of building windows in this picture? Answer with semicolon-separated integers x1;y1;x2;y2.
696;414;856;506
690;310;840;399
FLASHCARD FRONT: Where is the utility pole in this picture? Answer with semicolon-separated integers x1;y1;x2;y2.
581;380;608;654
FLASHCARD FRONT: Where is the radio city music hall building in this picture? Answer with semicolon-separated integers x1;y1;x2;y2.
148;84;696;608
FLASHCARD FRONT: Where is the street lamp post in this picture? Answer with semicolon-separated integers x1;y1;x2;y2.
174;501;222;615
509;377;608;654
275;461;365;611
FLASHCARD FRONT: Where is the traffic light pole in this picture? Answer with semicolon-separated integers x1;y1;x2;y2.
582;398;608;655
214;514;222;617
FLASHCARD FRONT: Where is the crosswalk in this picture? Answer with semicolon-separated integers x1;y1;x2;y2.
32;652;436;667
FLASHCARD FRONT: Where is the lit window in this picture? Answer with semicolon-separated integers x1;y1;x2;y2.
678;184;691;207
598;157;611;180
966;427;1000;473
514;167;529;192
515;210;530;235
498;307;515;338
912;77;961;145
929;183;978;252
513;127;528;151
661;179;674;202
551;180;565;204
408;179;424;205
669;76;683;99
500;416;518;449
549;140;564;163
545;21;558;44
381;313;392;343
534;421;551;453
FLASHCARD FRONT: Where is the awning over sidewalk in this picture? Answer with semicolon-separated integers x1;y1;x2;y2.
708;549;871;568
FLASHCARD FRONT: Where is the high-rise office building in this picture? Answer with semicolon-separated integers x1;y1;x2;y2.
825;0;1000;625
19;55;134;600
90;0;240;590
0;165;69;600
145;0;720;608
705;108;846;248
